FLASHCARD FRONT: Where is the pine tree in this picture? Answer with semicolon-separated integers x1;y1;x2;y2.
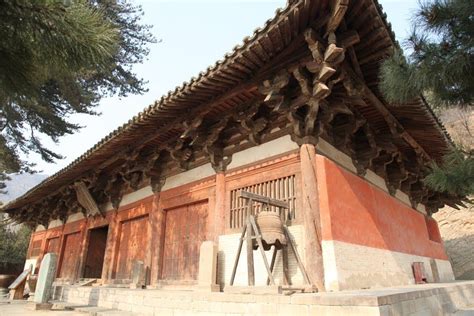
379;0;474;197
0;0;154;188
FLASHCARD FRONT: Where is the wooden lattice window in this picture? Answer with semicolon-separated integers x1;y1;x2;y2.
29;240;42;258
229;174;297;229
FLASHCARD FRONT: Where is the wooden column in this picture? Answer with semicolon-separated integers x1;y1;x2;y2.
149;193;166;286
102;212;118;283
213;172;226;240
55;224;67;279
299;143;325;291
75;218;89;282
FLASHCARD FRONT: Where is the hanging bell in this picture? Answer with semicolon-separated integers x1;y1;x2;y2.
255;210;287;250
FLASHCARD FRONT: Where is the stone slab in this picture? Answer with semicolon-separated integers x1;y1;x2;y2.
194;284;221;292
34;253;58;304
50;281;474;316
74;306;114;313
31;302;53;310
198;241;218;288
224;285;282;295
130;261;145;289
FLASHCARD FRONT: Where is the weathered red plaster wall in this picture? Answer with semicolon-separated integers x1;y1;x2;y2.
317;154;448;260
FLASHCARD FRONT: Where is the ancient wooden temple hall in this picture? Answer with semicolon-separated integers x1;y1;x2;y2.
3;0;473;314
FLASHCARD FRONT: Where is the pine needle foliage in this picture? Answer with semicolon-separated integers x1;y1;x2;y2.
379;0;474;199
424;149;474;196
0;0;155;190
380;0;473;107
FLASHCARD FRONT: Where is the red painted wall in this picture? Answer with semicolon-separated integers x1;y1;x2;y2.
317;154;448;260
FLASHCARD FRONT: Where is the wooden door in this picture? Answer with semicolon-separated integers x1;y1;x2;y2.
83;226;108;279
58;232;81;279
115;215;149;280
161;201;208;281
46;237;60;255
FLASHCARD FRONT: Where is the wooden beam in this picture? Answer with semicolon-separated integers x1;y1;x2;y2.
74;181;101;217
237;191;289;209
326;0;349;35
339;20;364;80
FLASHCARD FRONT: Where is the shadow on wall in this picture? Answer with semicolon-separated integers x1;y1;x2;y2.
444;234;474;280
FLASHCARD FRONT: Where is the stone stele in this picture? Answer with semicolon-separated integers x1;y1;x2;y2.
34;253;58;305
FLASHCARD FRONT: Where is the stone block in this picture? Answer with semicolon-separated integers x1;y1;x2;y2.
130;260;146;289
131;303;154;315
277;303;309;316
220;302;247;314
31;302;53;310
197;241;219;292
34;253;58;305
196;284;221;292
153;307;175;316
224;285;282;295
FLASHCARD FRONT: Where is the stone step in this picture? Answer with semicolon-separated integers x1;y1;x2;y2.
51;300;87;311
51;301;136;316
95;311;136;316
74;306;135;316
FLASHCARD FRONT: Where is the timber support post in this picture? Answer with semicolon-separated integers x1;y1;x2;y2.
300;143;325;292
214;171;226;241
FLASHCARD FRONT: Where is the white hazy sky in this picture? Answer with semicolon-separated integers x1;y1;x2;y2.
27;0;419;175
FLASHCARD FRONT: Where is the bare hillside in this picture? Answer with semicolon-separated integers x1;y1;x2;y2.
433;108;473;280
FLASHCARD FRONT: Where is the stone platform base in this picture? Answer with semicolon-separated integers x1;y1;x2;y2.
30;302;53;310
52;281;474;316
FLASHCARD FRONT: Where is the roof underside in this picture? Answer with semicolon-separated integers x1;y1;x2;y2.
3;0;453;213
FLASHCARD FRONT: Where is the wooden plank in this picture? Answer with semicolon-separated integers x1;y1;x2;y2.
8;268;30;290
249;216;275;285
283;226;311;286
230;224;247;285
246;218;255;286
282;246;290;286
266;247;278;285
326;0;349;35
237;191;289;209
74;181;101;217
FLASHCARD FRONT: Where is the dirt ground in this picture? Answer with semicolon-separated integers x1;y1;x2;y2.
0;299;84;316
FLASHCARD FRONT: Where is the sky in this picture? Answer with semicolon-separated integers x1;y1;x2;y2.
27;0;419;176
